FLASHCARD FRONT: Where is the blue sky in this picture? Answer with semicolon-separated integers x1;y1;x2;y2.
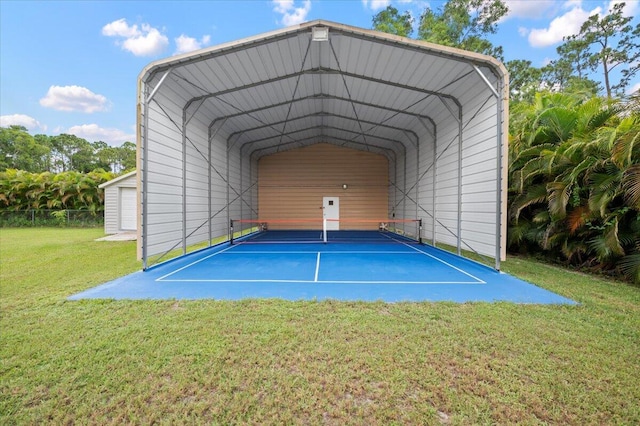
1;0;638;145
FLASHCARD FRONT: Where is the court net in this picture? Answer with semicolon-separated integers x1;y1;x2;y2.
230;218;422;244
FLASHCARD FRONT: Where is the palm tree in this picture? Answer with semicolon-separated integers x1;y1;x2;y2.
509;92;640;283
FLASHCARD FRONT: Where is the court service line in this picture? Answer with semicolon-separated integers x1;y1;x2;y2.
158;279;482;284
221;251;421;254
234;240;325;244
155;245;237;281
383;234;486;284
314;252;321;282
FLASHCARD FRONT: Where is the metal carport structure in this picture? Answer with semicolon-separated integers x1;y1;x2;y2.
136;20;509;270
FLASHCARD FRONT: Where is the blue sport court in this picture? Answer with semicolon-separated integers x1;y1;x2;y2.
70;230;575;304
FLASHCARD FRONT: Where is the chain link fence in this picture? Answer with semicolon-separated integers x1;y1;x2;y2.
0;210;104;228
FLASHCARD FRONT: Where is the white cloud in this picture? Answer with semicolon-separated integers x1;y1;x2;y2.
518;1;638;49
123;25;169;56
608;0;639;17
273;0;294;13
528;5;600;47
102;18;168;56
518;27;529;37
101;18;139;38
174;34;211;55
503;0;558;19
628;82;640;95
563;0;582;9
362;0;391;11
40;85;110;113
66;124;135;146
272;0;311;26
0;114;46;131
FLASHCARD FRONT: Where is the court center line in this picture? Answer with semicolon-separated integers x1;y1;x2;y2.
383;234;486;284
314;252;321;282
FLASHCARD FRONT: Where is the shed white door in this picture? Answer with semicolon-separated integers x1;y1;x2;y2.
323;197;339;230
119;187;137;230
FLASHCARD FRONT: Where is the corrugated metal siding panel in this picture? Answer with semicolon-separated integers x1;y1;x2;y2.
185;122;212;247
387;155;397;221
209;133;230;241
416;126;436;242
144;111;232;256
258;143;388;230
231;155;260;235
432;117;460;248
147;231;184;257
389;150;404;220
399;142;419;236
237;149;254;225
460;94;499;257
144;92;184;257
227;144;242;227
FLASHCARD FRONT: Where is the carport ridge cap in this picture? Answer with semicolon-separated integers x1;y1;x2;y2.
138;19;507;95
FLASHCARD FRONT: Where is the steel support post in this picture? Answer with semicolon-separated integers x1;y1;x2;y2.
457;106;463;256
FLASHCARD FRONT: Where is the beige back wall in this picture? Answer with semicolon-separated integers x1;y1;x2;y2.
258;143;388;230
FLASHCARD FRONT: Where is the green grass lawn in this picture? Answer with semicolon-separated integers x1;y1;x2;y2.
1;228;639;424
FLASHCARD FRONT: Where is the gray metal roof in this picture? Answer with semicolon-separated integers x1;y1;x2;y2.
138;19;508;160
98;170;137;188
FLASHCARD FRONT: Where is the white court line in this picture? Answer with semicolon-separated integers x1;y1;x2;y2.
157;239;485;284
382;234;486;284
234;240;324;244
158;279;482;284
314;253;321;282
156;245;237;281
222;251;421;254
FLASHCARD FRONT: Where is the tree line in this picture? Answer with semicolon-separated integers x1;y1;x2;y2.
0;126;134;217
0;169;114;213
373;0;639;99
373;0;639;283
0;125;136;174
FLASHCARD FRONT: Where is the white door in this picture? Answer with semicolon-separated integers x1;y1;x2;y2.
119;187;137;231
323;197;339;230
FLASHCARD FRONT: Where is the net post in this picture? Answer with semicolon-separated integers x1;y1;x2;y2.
230;219;234;245
323;218;327;243
418;219;423;244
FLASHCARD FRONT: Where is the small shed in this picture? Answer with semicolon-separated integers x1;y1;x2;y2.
99;170;138;234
